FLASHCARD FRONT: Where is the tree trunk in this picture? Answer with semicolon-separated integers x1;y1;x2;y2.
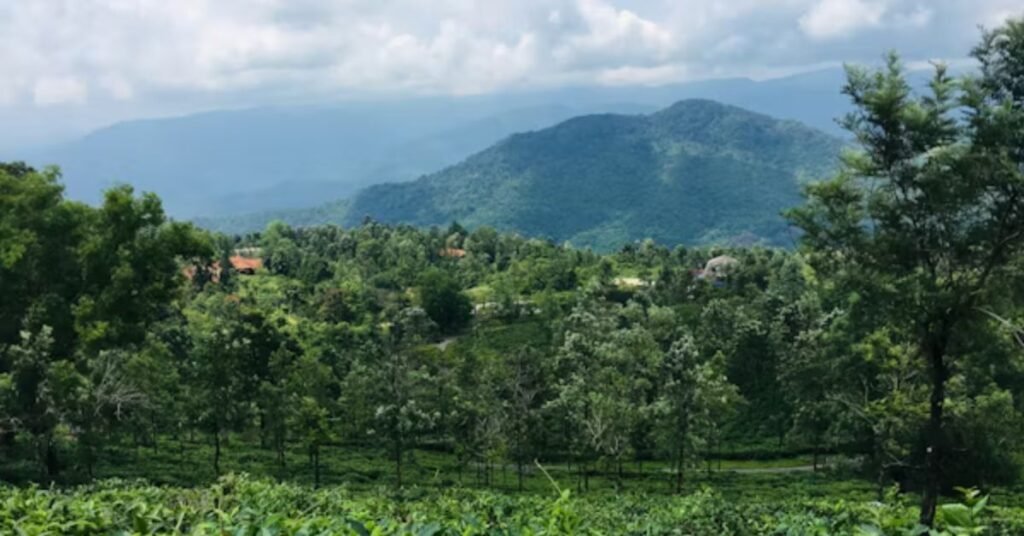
395;439;403;489
42;436;59;481
675;421;688;494
584;459;590;492
151;415;159;453
919;346;948;527
213;429;221;477
313;446;321;488
875;432;886;502
259;412;268;449
675;443;685;494
517;459;524;492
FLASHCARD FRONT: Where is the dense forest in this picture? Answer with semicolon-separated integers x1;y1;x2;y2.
1;17;1024;535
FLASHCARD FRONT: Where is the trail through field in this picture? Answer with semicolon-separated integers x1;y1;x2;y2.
466;461;827;476
728;465;818;474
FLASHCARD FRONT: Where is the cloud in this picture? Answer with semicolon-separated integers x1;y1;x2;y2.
799;0;887;40
0;0;1020;123
33;77;89;106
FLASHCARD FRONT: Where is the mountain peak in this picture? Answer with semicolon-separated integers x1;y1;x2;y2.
332;99;843;250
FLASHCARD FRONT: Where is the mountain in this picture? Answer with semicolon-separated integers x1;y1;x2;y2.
25;102;604;218
343;100;843;249
209;100;842;249
20;67;869;220
19;66;945;222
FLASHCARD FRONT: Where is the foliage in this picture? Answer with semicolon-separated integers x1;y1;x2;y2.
2;475;1023;535
2;18;1024;534
333;100;843;250
787;25;1024;525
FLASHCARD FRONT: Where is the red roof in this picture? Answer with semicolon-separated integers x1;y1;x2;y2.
183;255;262;283
229;255;263;271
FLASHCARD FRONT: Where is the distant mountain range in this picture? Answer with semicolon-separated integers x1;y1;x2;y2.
21;67;870;220
201;99;844;250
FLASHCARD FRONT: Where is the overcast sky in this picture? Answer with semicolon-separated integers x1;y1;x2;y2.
1;0;1021;151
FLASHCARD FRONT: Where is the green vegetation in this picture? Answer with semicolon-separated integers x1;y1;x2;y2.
1;17;1024;534
322;99;844;250
2;475;1022;535
203;99;844;248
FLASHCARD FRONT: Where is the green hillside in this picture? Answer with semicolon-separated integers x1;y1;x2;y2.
339;99;842;249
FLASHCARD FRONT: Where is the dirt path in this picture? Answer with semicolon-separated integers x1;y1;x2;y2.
728;465;819;474
464;462;826;475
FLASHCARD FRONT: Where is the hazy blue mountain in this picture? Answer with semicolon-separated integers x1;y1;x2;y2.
25;102;584;217
25;67;875;219
205;100;844;249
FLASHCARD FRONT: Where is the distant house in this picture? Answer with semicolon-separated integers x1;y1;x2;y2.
183;252;263;282
229;255;262;274
702;255;739;279
440;247;467;259
694;255;739;287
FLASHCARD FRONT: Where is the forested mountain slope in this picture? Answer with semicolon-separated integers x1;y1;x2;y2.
336;99;843;249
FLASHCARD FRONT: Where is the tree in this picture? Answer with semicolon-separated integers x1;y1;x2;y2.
550;288;620;491
0;161;36;178
657;335;738;493
551;289;661;490
787;23;1024;523
418;269;472;335
0;165;85;355
356;326;436;488
286;352;335;487
500;346;547;491
291;396;331;487
0;326;78;479
76;186;211;353
186;299;248;476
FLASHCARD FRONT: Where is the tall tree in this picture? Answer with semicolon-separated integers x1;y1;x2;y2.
787;21;1024;523
500;346;547;491
418;269;472;335
657;335;738;493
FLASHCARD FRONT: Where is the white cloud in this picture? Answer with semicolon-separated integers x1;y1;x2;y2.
597;64;688;86
99;76;134;101
33;77;89;106
0;0;1020;135
894;5;933;28
799;0;887;40
552;0;675;69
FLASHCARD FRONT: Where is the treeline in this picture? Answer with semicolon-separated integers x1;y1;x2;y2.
3;167;1023;490
1;18;1024;528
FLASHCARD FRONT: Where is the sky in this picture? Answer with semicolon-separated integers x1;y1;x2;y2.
1;0;1021;152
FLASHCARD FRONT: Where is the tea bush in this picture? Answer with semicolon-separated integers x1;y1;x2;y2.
2;475;1023;535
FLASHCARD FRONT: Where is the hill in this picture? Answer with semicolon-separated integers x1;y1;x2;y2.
20;67;876;220
271;100;841;249
25;102;601;218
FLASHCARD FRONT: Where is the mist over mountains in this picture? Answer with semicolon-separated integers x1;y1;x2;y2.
21;68;859;221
